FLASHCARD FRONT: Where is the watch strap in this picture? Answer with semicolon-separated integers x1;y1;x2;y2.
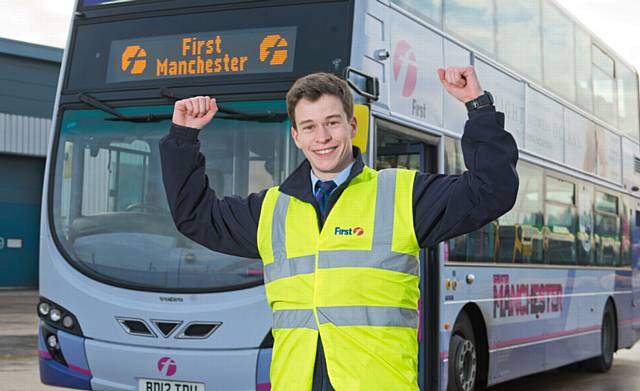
465;91;494;111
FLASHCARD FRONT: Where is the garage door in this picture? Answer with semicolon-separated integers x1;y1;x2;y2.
0;154;45;287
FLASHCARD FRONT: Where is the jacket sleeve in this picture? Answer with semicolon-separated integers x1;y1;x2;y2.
413;106;519;248
159;123;264;258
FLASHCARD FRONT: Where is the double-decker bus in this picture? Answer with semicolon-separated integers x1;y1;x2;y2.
38;0;640;390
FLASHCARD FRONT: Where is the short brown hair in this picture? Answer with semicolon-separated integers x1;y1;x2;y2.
286;72;354;129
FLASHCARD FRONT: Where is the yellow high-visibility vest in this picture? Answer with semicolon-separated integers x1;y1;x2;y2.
257;167;421;391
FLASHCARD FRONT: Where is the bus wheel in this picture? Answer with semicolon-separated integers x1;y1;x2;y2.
584;302;616;373
448;312;478;391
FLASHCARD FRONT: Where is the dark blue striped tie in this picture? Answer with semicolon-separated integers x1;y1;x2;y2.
315;180;337;213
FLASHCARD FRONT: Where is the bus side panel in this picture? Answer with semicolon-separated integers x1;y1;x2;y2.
612;270;636;349
460;267;552;385
439;300;460;391
634;249;640;338
442;265;628;386
576;273;601;362
632;204;640;336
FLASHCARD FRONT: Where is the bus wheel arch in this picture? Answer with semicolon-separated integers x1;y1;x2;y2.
608;296;620;352
583;298;617;372
448;304;488;391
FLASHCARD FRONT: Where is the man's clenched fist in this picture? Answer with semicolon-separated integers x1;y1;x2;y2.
172;96;218;129
437;66;484;104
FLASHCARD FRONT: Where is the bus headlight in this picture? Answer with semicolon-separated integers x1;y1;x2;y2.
37;297;84;337
50;309;62;322
38;302;51;316
47;334;59;349
62;315;74;329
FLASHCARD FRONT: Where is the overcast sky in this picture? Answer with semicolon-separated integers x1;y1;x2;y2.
2;0;639;71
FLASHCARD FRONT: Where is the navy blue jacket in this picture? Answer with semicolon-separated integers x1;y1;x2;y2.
159;105;518;390
159;105;518;255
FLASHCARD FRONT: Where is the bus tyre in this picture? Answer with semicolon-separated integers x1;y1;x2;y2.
584;302;616;373
448;312;479;391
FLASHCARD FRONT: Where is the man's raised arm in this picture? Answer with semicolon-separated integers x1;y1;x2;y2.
159;96;264;258
413;66;519;248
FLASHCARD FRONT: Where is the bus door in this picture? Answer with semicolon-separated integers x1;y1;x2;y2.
374;119;439;391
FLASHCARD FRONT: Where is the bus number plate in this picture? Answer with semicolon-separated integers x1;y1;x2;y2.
138;378;205;391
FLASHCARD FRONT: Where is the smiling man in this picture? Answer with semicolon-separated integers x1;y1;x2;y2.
160;69;518;391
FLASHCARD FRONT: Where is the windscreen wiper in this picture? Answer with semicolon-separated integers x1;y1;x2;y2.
159;88;288;123
78;93;171;123
78;92;288;123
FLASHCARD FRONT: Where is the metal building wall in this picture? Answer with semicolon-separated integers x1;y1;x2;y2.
0;38;62;287
0;113;51;157
0;38;60;157
0;155;45;287
0;39;61;118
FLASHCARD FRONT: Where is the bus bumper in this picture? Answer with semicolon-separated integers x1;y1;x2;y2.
38;325;92;390
84;339;260;391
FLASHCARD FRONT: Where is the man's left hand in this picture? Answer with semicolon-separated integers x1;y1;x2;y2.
437;66;484;103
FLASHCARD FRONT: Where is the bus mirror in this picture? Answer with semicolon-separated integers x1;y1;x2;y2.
345;66;379;101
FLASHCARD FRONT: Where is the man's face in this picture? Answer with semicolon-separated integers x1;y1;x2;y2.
291;94;357;180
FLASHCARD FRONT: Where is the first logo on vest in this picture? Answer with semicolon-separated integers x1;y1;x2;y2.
334;226;365;236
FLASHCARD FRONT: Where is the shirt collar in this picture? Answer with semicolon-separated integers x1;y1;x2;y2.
310;160;355;194
278;146;365;205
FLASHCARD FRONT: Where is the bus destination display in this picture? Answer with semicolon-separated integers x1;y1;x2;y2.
106;27;297;83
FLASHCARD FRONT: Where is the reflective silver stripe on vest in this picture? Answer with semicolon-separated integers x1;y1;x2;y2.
264;255;316;283
316;306;418;329
317;169;418;276
273;309;317;330
271;193;290;263
266;193;317;283
317;250;418;276
372;169;396;245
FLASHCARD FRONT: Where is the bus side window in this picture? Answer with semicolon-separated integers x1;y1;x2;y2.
594;192;620;266
496;162;544;264
577;183;595;266
465;221;498;263
544;177;577;265
620;199;632;267
444;0;496;55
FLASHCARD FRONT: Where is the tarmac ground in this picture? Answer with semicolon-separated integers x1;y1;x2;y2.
1;289;639;391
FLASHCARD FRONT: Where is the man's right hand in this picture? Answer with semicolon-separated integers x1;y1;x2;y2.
172;96;218;129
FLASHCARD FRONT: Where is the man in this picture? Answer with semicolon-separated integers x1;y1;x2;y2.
160;67;518;390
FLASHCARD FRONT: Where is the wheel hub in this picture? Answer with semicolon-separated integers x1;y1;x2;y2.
456;339;477;391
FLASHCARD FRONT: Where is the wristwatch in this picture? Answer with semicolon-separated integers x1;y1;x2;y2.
465;91;494;112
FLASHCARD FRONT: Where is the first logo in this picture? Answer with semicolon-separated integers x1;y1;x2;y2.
157;356;177;377
121;45;147;75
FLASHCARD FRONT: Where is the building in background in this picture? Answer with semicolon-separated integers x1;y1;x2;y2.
0;38;62;287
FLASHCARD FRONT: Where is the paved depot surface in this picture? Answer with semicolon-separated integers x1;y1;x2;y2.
1;290;639;391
